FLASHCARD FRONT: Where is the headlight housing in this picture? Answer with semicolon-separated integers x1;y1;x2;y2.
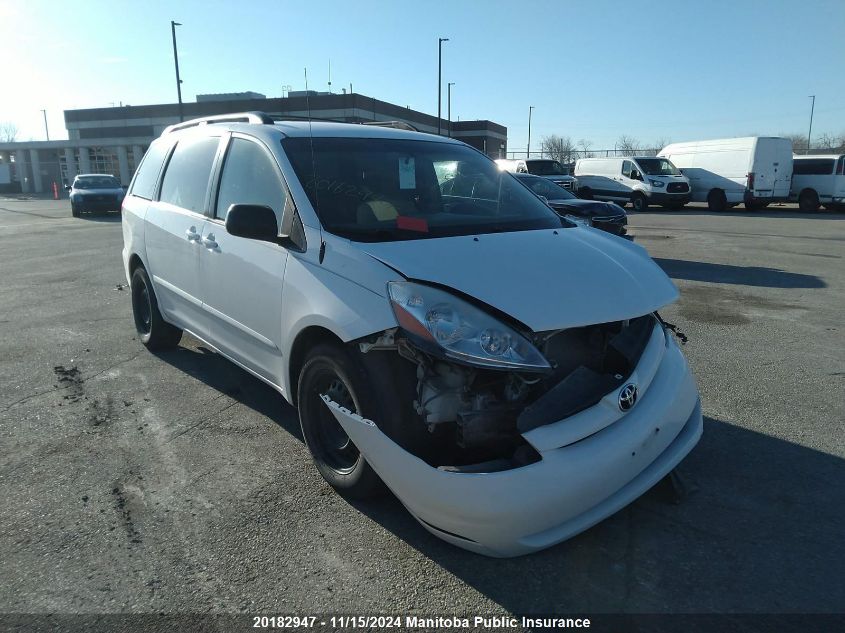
387;281;550;372
649;179;665;188
564;214;591;227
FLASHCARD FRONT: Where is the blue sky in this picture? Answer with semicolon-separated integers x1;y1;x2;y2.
2;0;843;150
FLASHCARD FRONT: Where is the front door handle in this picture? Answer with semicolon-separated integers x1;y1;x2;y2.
185;227;200;241
201;234;218;249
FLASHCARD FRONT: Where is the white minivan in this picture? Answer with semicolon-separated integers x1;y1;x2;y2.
122;112;702;557
573;157;691;211
658;137;793;211
789;154;845;212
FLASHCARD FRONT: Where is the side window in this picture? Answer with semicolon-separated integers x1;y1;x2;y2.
215;138;288;223
621;160;633;178
836;157;845;176
159;136;220;213
128;141;171;200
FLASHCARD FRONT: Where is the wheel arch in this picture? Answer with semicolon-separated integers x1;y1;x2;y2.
288;325;346;407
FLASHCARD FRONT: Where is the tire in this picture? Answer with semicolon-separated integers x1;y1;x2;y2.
71;203;79;218
130;266;183;350
631;193;648;211
297;342;386;499
798;189;820;213
707;189;727;212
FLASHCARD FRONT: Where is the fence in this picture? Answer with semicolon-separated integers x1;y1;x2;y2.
506;148;662;160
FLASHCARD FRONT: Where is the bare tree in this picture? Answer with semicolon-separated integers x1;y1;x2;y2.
577;138;594;159
816;132;838;150
616;135;640;156
540;134;577;164
0;121;19;142
784;134;809;152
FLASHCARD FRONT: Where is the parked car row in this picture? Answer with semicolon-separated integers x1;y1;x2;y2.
503;137;843;213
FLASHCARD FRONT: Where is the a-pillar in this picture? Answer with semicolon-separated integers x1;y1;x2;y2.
116;146;130;185
64;147;77;184
14;150;30;193
29;149;43;193
77;146;91;174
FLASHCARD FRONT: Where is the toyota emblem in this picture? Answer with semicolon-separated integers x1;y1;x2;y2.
619;383;638;412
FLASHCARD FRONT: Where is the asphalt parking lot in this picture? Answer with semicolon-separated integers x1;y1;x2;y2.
0;198;843;622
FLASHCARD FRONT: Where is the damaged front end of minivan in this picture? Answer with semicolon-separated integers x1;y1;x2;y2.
323;280;703;557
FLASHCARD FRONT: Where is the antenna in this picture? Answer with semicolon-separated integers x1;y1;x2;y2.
328;59;332;93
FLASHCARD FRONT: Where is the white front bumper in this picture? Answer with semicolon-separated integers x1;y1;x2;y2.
325;331;702;557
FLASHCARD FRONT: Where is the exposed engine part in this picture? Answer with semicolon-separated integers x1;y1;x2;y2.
358;328;398;353
415;361;473;426
456;406;520;450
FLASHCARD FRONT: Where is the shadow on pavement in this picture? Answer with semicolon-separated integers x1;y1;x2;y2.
654;258;826;288
348;416;845;614
152;344;303;441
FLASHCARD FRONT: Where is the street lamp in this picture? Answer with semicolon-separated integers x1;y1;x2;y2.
527;106;535;157
171;21;184;122
437;37;449;135
40;109;49;141
447;82;455;137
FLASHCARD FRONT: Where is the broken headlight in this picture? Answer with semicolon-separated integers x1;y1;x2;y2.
388;281;551;372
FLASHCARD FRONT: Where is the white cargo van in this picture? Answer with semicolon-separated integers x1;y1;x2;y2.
789;154;845;211
658;137;793;211
572;157;691;211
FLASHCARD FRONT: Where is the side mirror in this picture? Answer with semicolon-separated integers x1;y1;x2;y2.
65;185;72;191
630;170;641;181
225;204;280;243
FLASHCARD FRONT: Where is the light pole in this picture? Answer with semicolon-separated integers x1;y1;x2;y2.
447;82;455;137
171;21;184;122
527;106;535;157
40;109;49;141
807;95;816;153
437;37;449;135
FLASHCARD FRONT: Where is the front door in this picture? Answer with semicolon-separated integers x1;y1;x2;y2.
199;135;290;384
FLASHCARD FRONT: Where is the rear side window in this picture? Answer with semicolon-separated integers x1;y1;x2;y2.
793;158;835;176
128;141;170;200
215;138;287;222
159;136;220;213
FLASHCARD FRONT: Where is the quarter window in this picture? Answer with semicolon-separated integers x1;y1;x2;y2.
129;140;171;200
793;158;835;176
215;138;287;222
159;136;220;212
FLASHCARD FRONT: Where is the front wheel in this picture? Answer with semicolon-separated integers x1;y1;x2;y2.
297;343;385;499
71;203;80;218
631;193;648;211
131;267;183;350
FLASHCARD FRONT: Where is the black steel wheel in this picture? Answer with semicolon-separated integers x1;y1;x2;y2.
130;266;183;350
297;342;384;499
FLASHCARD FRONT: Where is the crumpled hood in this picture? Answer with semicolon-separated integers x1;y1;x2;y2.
362;228;678;332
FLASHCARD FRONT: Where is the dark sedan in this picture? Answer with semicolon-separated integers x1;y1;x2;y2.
513;173;629;238
67;174;125;217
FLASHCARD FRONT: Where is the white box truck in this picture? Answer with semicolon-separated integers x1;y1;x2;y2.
572;156;691;211
789;154;845;212
658;137;793;211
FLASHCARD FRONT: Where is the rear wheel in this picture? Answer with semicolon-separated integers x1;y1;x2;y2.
297;343;385;499
798;189;820;212
707;189;727;212
131;266;183;350
631;193;648;211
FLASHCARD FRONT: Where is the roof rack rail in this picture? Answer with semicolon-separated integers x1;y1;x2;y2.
163;111;274;134
360;120;419;132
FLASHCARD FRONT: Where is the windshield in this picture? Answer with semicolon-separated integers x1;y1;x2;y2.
525;160;568;176
515;174;577;200
636;158;681;176
283;137;563;242
75;176;120;189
